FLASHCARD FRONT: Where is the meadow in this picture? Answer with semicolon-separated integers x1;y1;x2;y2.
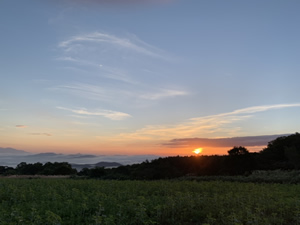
0;179;300;225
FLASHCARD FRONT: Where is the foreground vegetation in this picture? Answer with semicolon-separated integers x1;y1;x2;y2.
180;169;300;184
0;133;299;224
0;179;300;225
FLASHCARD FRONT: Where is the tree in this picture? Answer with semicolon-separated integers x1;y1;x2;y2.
261;133;300;161
41;162;77;175
89;167;106;178
228;146;249;156
226;146;254;175
284;146;300;169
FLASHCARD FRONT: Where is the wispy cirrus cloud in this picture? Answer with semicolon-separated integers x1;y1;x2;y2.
52;82;188;103
56;57;137;84
141;89;188;100
30;133;52;137
219;103;300;116
54;31;185;108
187;103;300;126
109;103;300;141
56;31;172;88
56;56;91;65
16;125;27;128
57;106;131;120
59;32;167;59
52;82;130;102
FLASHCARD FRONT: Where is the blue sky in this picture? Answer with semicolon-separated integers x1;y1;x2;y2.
1;0;300;155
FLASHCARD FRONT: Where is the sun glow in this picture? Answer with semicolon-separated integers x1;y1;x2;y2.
193;148;202;155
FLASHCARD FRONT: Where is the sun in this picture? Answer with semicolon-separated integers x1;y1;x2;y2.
193;148;202;155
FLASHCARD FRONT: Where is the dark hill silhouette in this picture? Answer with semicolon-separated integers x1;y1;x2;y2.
0;147;29;155
1;133;299;178
78;133;300;179
29;153;62;157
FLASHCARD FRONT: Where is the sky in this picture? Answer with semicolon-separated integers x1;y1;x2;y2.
1;0;300;156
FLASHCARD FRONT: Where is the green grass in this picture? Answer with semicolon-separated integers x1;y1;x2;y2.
179;170;300;184
0;179;300;225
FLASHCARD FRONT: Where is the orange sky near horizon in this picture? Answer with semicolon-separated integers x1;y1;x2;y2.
1;131;267;156
0;122;278;156
1;122;272;156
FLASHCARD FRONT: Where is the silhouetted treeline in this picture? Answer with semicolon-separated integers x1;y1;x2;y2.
1;133;300;179
0;162;77;176
78;154;256;179
79;133;300;179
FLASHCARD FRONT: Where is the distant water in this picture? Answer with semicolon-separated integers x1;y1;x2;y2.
0;152;161;167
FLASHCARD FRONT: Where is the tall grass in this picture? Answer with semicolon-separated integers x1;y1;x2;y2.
0;179;299;224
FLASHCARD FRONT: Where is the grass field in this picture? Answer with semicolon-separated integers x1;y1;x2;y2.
0;179;300;225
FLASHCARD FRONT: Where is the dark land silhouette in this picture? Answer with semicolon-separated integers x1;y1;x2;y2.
1;133;300;180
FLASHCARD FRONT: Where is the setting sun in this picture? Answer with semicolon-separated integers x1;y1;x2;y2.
193;148;203;155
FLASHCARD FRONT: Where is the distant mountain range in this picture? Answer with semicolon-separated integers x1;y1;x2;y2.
0;147;30;155
0;147;160;168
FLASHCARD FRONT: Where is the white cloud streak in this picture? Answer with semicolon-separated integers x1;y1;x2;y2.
141;89;188;100
56;32;170;85
56;56;91;65
57;106;131;120
54;31;186;107
52;82;131;102
30;133;52;136
52;82;188;103
16;125;27;128
59;32;166;59
189;103;300;123
56;57;138;84
223;103;300;116
109;103;300;141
